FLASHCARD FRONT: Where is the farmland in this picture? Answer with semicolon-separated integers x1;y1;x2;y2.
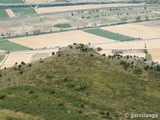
0;0;23;4
83;28;135;41
0;9;9;18
10;30;115;49
25;0;55;2
0;55;5;62
12;8;36;16
36;3;134;13
5;9;15;17
0;40;30;51
101;24;160;39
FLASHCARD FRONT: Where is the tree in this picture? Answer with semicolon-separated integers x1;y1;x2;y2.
52;52;55;55
136;16;141;21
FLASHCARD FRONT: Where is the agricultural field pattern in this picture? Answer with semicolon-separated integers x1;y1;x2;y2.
0;0;160;119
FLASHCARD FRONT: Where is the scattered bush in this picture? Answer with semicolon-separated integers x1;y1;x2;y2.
0;94;6;100
28;64;32;67
46;75;54;80
54;23;71;28
58;102;64;106
52;52;55;55
133;68;143;74
19;70;23;74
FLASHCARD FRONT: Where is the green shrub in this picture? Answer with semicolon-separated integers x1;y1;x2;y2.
54;23;71;28
99;110;105;115
46;75;54;80
133;68;143;74
0;94;6;100
77;110;82;113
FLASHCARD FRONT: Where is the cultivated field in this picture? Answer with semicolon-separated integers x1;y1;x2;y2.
5;9;15;17
101;24;160;39
0;9;9;18
36;3;134;13
12;8;36;16
0;40;30;51
0;49;55;69
83;28;135;41
0;0;23;3
148;49;160;63
10;30;115;49
25;0;55;2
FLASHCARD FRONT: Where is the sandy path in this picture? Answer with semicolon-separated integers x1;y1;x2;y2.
10;30;115;49
36;3;134;13
5;9;15;17
148;49;160;63
101;24;160;39
25;0;55;3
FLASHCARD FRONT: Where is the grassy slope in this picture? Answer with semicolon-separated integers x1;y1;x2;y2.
83;28;135;41
12;8;36;16
0;40;30;51
0;0;23;3
0;9;9;18
0;50;160;120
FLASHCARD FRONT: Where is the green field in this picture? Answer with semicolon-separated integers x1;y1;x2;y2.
83;28;135;41
0;0;23;3
0;9;9;18
0;55;5;62
12;8;36;16
0;40;30;51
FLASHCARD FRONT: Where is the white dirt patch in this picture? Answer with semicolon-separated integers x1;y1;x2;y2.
101;24;160;39
25;0;55;3
10;30;115;49
148;49;160;63
5;9;15;17
36;4;134;13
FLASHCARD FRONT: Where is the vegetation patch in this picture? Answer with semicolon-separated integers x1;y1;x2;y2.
0;0;23;4
83;28;135;41
0;9;9;18
0;44;159;120
0;40;30;51
145;53;152;60
133;67;143;74
54;23;71;28
0;55;5;62
12;8;36;16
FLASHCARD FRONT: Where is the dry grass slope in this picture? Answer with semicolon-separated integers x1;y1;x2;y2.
0;44;159;120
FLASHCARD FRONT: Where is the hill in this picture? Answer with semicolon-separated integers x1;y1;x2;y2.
0;43;160;120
